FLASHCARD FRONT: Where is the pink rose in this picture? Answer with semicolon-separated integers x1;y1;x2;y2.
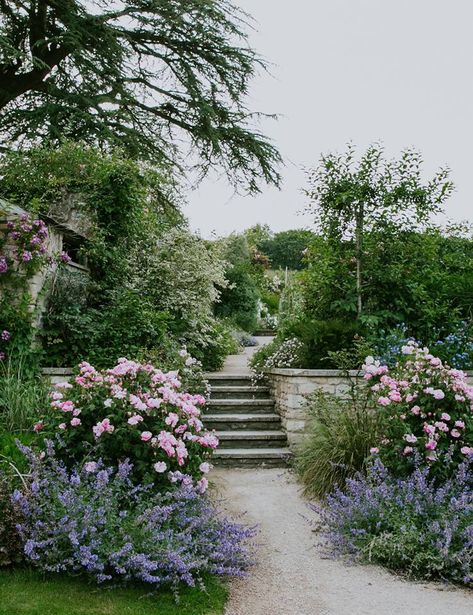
404;434;417;443
403;446;413;455
140;431;153;442
58;423;67;430
70;418;81;427
377;397;391;407
410;405;421;415
165;412;179;428
93;418;114;438
196;477;209;494
433;389;445;400
450;429;461;439
127;415;143;426
199;462;211;473
441;413;451;421
153;461;167;473
33;421;43;432
425;440;437;451
455;420;465;429
461;446;473;456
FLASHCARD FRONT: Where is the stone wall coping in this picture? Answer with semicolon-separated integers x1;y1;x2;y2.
42;367;74;375
267;368;473;378
266;368;361;377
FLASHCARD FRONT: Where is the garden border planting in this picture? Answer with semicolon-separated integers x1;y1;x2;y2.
266;368;473;450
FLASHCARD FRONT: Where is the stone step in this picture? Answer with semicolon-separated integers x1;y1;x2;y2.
205;374;253;387
206;399;275;414
204;413;281;431
253;330;276;337
209;385;270;400
213;447;292;468
216;430;287;448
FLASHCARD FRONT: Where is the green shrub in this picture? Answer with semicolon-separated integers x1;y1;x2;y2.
190;319;239;372
260;291;279;314
296;387;381;498
215;266;259;332
281;319;364;369
42;288;170;369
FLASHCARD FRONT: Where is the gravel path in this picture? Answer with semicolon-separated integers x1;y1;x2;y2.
212;468;473;615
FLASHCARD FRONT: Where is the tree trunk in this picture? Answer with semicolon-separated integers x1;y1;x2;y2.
355;203;364;317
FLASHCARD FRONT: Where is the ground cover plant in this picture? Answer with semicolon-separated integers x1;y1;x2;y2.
12;444;255;588
316;459;473;584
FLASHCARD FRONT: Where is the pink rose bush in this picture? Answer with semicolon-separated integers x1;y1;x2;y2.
363;342;473;478
42;358;217;489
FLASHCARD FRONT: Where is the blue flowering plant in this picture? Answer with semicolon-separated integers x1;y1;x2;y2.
372;322;473;371
431;321;473;370
13;442;255;588
314;458;473;585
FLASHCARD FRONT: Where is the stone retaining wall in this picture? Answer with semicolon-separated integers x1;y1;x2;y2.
41;367;73;385
266;368;473;451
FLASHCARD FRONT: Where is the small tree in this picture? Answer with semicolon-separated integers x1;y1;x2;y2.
0;0;281;193
305;144;454;316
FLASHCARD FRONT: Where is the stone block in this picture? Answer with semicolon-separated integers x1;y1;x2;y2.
287;419;306;433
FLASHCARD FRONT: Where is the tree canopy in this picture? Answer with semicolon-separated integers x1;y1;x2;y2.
305;143;454;315
0;0;282;192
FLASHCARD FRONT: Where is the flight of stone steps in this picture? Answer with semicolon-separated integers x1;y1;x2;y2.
203;373;292;468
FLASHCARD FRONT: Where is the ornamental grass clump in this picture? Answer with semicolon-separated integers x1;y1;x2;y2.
13;444;256;587
363;341;473;480
315;459;473;585
296;389;381;498
37;358;218;490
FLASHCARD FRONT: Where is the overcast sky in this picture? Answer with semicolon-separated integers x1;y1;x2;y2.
185;0;473;238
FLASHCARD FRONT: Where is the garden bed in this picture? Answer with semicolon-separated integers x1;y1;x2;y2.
267;368;473;450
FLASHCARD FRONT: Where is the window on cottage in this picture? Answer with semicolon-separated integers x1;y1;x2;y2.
62;234;87;267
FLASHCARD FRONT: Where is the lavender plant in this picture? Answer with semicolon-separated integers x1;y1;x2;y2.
13;443;256;588
314;459;473;585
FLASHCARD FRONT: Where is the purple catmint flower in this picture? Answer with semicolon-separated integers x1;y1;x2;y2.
13;445;256;588
0;257;7;273
1;330;11;341
314;459;473;585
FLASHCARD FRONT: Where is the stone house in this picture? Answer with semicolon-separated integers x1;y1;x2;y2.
0;197;90;325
